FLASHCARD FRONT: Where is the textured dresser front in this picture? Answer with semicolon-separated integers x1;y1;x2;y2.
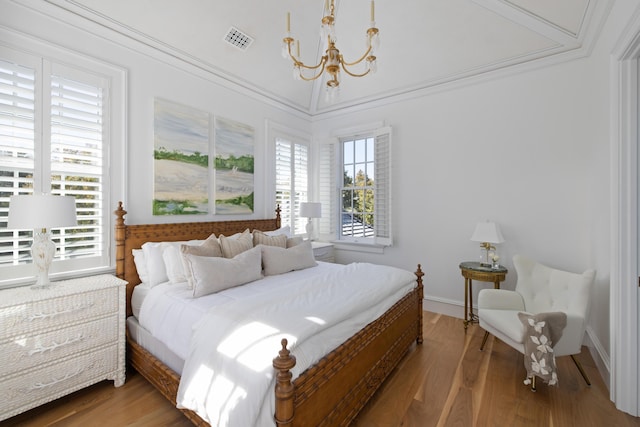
0;275;127;421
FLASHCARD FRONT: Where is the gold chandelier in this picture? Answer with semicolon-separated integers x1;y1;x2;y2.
282;0;380;102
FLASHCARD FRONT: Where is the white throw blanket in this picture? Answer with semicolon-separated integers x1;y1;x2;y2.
176;262;416;426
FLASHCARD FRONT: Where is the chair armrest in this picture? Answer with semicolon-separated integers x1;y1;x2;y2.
478;289;525;311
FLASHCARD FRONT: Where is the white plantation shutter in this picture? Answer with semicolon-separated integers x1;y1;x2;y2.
0;47;113;283
275;137;309;235
0;57;36;267
318;141;337;241
50;73;105;260
373;126;392;246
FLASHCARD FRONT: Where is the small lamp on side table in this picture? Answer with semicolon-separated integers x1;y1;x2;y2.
470;221;505;268
8;194;77;289
299;202;321;241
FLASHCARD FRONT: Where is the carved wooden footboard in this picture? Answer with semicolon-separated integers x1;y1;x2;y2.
115;202;424;426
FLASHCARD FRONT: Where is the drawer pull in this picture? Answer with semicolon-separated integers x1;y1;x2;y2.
29;365;87;390
28;333;85;356
27;302;95;322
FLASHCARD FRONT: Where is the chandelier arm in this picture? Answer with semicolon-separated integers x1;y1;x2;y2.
299;61;327;81
286;42;326;71
340;62;371;78
341;45;373;67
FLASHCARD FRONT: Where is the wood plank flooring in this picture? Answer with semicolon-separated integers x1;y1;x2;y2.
2;312;639;427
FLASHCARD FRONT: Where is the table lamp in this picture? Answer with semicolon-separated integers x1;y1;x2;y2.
8;194;77;289
470;221;504;267
299;202;321;241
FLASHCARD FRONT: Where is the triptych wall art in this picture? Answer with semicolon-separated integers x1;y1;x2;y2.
153;98;254;215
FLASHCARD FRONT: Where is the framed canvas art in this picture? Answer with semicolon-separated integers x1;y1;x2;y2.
153;99;210;215
213;116;254;214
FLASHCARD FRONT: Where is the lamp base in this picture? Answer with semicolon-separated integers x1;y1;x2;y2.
30;230;55;290
306;219;314;241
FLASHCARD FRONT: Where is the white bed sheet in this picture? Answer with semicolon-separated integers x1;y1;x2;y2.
138;262;342;361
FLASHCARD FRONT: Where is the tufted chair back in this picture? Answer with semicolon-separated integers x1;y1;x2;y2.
513;254;595;355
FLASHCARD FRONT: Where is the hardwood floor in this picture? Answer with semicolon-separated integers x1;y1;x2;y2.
3;312;639;427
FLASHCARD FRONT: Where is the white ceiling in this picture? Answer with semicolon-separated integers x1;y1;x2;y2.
45;0;607;116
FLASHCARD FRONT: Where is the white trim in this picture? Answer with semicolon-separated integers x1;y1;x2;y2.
610;5;640;416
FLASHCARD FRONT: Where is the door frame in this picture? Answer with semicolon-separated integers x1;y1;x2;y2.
611;10;640;416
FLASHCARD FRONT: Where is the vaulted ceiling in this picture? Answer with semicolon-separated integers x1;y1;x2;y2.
46;0;609;116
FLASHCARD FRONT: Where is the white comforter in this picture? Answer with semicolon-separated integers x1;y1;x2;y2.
175;262;416;427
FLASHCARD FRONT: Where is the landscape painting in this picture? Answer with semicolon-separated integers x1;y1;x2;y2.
214;116;254;214
153;99;210;215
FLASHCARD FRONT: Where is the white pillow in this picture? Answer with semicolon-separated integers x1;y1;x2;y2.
141;241;170;287
132;249;149;284
185;246;263;298
142;239;204;287
260;241;318;276
163;245;186;284
219;229;253;258
265;225;291;237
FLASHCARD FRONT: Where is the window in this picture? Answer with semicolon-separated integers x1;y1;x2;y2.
319;126;391;246
273;131;310;235
0;44;122;286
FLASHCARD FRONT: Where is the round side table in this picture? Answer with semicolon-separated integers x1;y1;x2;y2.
459;262;508;329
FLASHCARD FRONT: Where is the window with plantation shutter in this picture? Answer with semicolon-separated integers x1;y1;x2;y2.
319;126;392;246
274;136;309;235
0;44;120;286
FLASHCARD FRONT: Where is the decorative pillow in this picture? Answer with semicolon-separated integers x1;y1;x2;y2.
253;230;287;248
286;236;304;248
518;311;567;387
179;234;223;287
132;249;149;284
184;246;263;298
219;229;253;258
261;241;317;276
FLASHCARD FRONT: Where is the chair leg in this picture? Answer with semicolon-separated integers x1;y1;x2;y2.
571;354;592;386
531;375;536;392
480;331;490;351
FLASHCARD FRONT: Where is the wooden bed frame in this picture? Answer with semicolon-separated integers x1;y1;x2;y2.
114;202;424;426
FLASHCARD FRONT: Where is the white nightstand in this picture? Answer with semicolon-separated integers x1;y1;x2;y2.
0;274;127;421
311;241;335;263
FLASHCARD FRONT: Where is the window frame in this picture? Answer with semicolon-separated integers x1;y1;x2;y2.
318;123;392;250
267;120;312;236
0;34;126;288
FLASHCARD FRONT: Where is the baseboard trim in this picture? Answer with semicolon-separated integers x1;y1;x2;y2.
584;325;611;390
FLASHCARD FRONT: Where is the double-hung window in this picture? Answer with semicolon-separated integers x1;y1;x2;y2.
319;126;392;247
272;124;310;235
0;43;123;286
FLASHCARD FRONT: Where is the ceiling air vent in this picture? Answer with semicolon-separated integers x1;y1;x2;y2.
224;27;254;51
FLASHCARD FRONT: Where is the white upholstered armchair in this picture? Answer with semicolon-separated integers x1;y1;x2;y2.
478;254;595;390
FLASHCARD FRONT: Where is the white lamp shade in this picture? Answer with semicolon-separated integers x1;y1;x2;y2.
300;202;322;218
8;194;77;230
470;221;504;244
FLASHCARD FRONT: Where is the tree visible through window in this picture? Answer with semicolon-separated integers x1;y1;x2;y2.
341;137;375;238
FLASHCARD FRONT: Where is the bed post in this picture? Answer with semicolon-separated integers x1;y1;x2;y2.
415;264;424;344
114;201;127;281
275;204;281;229
273;339;296;427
